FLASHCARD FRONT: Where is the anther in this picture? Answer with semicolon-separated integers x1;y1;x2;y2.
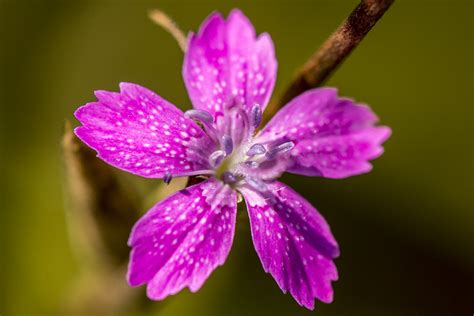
246;143;266;157
251;104;262;128
244;161;259;169
246;177;268;192
209;150;226;168
184;109;213;123
265;141;295;159
222;135;233;156
221;171;237;184
163;172;172;185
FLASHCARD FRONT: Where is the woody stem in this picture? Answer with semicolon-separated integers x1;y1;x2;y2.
262;0;395;125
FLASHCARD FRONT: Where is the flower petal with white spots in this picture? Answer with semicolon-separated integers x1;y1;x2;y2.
75;82;215;178
127;179;237;300
289;127;391;178
183;9;277;116
240;181;339;310
257;88;391;178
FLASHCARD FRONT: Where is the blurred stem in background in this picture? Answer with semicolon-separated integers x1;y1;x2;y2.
62;122;146;315
61;0;394;314
148;9;187;52
263;0;394;124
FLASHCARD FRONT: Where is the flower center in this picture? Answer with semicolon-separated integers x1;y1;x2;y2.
185;105;294;190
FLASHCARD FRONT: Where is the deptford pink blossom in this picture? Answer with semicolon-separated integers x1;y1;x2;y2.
74;9;391;310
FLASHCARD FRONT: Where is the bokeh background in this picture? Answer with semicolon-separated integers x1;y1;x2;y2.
1;0;473;315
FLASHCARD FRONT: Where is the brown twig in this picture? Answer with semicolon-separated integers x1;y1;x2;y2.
149;9;187;52
263;0;394;124
61;121;149;314
62;121;141;266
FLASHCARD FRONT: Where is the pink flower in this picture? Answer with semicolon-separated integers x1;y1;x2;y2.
74;9;390;309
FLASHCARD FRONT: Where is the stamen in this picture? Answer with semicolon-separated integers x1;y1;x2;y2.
245;177;268;192
246;143;266;157
184;109;213;123
186;109;219;144
209;150;226;168
244;161;259;169
251;104;262;128
266;141;295;160
163;172;172;185
221;135;233;155
221;171;237;184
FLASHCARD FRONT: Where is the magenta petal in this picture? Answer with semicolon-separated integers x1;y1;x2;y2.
240;181;339;310
257;88;390;178
74;82;215;178
127;179;237;299
183;9;277;116
290;127;391;178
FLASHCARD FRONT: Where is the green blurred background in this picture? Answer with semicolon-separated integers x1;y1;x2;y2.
1;0;473;315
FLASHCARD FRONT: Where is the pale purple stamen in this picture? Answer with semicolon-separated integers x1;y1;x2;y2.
209;150;226;168
244;161;259;169
245;177;268;193
246;143;266;157
222;135;233;155
184;109;214;123
266;141;295;159
163;172;172;185
221;171;237;184
251;104;262;128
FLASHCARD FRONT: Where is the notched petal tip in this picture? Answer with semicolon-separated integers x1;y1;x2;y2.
377;126;392;143
93;89;121;103
184;8;276;115
196;11;225;38
118;81;134;92
118;81;148;97
227;8;256;36
127;180;237;301
228;8;247;20
240;182;339;310
73;81;214;179
256;31;277;59
302;301;316;311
